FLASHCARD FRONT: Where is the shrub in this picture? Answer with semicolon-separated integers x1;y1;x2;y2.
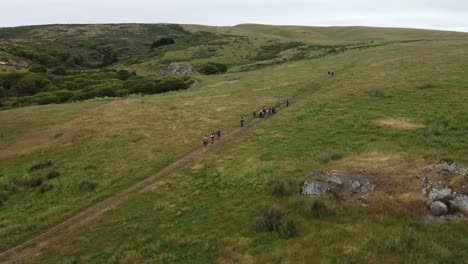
116;89;129;97
50;67;67;76
53;89;75;102
30;161;53;171
17;178;43;188
156;77;188;93
94;86;116;97
79;181;98;192
46;171;60;179
309;199;329;218
282;220;298;239
69;90;97;101
0;86;6;98
272;181;286;196
116;69;132;80
39;183;53;193
34;93;60;105
29;64;47;73
150;37;175;49
16;74;55;96
255;206;284;233
13;96;37;106
198;62;228;75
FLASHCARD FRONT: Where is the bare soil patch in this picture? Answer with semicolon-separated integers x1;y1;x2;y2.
375;117;425;130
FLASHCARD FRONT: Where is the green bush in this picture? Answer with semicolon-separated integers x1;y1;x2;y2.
13;96;37;106
29;64;47;73
94;86;116;97
69;90;97;101
78;181;98;192
16;178;43;188
39;183;53;193
53;89;75;102
0;86;6;98
156;77;188;93
30;161;53;171
116;69;132;80
15;74;56;96
50;67;67;76
116;89;129;97
46;171;60;179
198;62;228;75
282;220;298;239
35;93;60;105
255;206;284;233
150;37;175;49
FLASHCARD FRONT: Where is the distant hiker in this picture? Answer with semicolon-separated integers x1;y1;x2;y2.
331;71;335;77
240;117;245;128
259;111;264;119
210;132;215;144
286;99;290;107
278;99;282;107
203;135;208;147
272;107;276;114
216;128;222;140
268;107;272;115
253;109;257;118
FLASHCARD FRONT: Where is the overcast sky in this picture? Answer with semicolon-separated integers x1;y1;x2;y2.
1;0;468;32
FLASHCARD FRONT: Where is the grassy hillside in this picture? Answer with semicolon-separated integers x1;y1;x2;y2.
0;24;467;263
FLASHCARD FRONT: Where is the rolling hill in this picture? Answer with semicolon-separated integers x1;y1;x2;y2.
0;24;467;263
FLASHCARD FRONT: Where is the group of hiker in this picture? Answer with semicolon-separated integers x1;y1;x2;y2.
203;128;222;147
203;98;290;146
252;98;289;120
328;70;336;77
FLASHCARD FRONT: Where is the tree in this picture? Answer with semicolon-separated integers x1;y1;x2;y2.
15;74;55;96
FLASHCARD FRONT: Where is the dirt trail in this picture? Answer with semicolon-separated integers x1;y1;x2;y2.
0;113;275;263
0;78;329;263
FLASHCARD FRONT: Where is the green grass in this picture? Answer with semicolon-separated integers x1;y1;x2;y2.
0;24;468;262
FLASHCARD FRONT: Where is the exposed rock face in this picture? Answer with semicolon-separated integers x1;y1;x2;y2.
450;195;468;213
301;170;376;205
428;187;452;204
420;160;468;215
429;201;448;216
158;62;198;77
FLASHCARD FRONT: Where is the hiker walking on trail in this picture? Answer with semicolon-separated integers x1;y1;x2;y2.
203;135;208;147
240;117;245;128
278;99;282;107
259;111;264;119
253;109;257;118
272;107;276;114
210;132;215;144
216;128;221;140
286;99;290;107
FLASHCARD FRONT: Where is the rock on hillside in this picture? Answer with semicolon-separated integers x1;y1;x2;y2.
420;160;468;216
301;170;376;205
158;62;198;77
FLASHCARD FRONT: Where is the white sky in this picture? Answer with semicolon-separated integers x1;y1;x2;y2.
1;0;468;32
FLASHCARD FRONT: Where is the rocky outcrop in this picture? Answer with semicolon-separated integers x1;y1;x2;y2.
429;201;448;216
420;160;468;216
158;62;198;77
301;170;376;205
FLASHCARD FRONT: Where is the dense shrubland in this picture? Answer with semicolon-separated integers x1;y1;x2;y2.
0;70;193;107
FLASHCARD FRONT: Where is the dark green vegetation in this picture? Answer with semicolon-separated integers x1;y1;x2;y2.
0;24;467;263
